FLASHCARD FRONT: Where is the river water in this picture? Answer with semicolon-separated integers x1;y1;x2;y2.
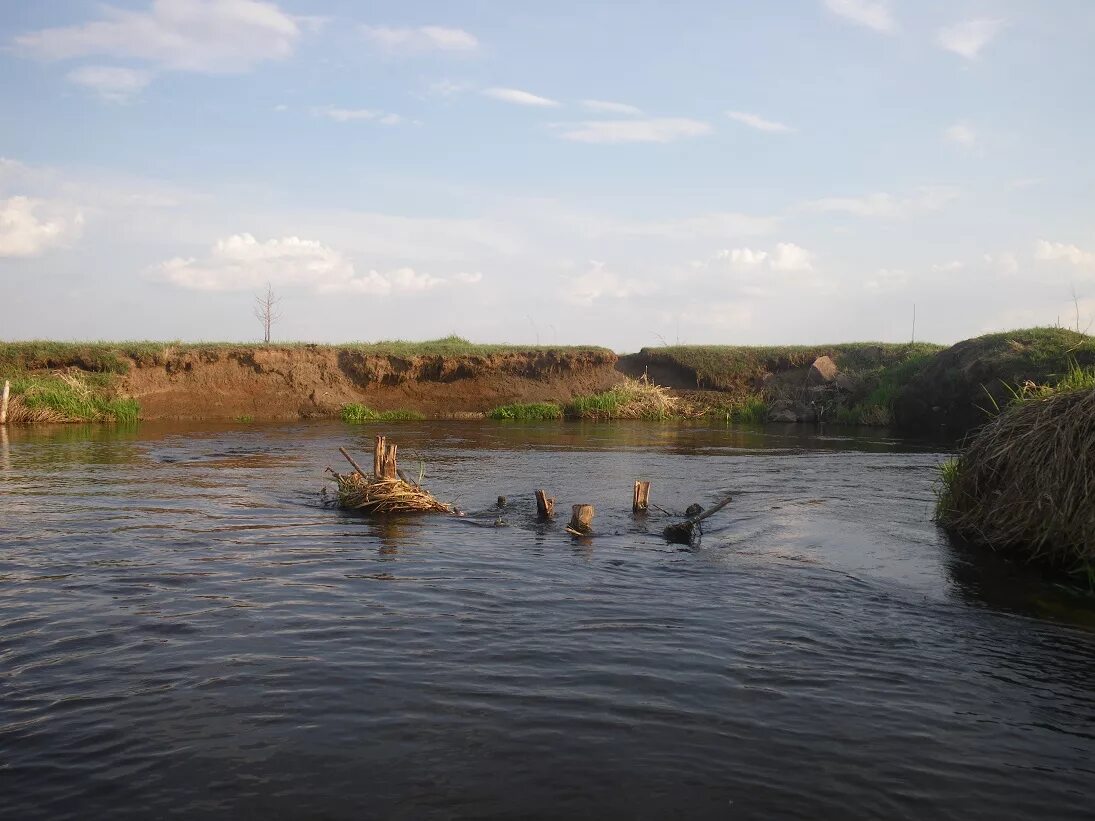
1;421;1092;820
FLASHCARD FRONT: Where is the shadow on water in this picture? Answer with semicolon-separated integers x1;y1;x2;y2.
942;530;1095;628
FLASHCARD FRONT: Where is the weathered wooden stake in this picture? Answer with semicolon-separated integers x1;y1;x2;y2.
567;504;595;535
373;435;385;477
535;489;555;518
0;380;8;425
632;480;651;513
382;443;399;480
497;495;507;508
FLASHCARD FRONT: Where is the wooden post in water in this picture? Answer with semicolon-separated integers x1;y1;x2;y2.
381;443;399;480
0;380;8;425
535;489;555;518
373;435;385;478
567;504;595;535
632;480;651;513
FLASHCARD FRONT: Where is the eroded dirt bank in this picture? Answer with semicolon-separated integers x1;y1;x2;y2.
122;346;622;420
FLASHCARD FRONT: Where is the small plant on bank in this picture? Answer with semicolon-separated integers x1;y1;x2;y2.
341;403;425;423
487;402;563;421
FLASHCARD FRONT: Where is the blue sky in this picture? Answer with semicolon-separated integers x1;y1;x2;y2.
1;0;1093;349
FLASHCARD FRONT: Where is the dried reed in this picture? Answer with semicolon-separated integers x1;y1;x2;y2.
328;437;452;514
936;387;1095;572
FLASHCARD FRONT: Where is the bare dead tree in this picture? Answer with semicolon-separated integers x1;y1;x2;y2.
253;282;281;344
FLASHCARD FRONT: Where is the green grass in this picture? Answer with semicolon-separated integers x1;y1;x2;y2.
9;372;139;422
566;388;627;419
730;394;768;424
645;342;943;392
234;415;255;423
340;403;425;423
0;337;613;374
487;402;563;420
702;393;769;423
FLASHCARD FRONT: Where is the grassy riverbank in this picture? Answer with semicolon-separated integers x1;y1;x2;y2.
0;337;609;373
936;360;1095;581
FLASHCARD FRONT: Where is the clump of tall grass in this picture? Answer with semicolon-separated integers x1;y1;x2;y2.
340;403;425;423
6;370;139;423
707;394;768;423
936;364;1095;576
487;402;563;421
566;376;698;420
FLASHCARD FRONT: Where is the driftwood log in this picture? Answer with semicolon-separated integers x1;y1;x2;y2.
663;494;733;545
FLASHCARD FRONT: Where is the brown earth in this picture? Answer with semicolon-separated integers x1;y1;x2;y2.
119;346;622;420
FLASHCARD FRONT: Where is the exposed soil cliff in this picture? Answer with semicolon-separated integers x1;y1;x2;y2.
121;346;621;420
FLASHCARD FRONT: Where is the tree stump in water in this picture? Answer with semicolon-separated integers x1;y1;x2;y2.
568;504;595;535
632;480;651;513
535;489;555;519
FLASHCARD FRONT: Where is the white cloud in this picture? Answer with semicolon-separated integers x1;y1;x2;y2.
823;0;895;33
944;122;977;149
716;248;769;269
15;0;301;74
564;260;656;306
937;19;1006;60
698;243;822;298
932;260;964;272
482;88;560;107
770;242;814;271
361;25;478;54
983;251;1020;275
156;233;448;294
863;268;907;293
557;118;712;144
726;111;794;133
1035;240;1095;268
66;65;154;103
581;99;641;115
454;271;483;284
807;186;960;218
313;106;403;125
714;243;814;273
0;196;83;257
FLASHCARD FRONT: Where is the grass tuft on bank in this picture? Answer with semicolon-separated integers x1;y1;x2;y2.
5;371;139;423
487;402;563;421
340;404;425;423
566;377;698;420
935;361;1095;579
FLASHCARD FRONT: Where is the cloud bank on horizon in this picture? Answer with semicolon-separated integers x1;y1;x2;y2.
1;0;1094;347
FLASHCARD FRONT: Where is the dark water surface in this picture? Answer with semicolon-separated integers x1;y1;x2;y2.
1;421;1093;820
